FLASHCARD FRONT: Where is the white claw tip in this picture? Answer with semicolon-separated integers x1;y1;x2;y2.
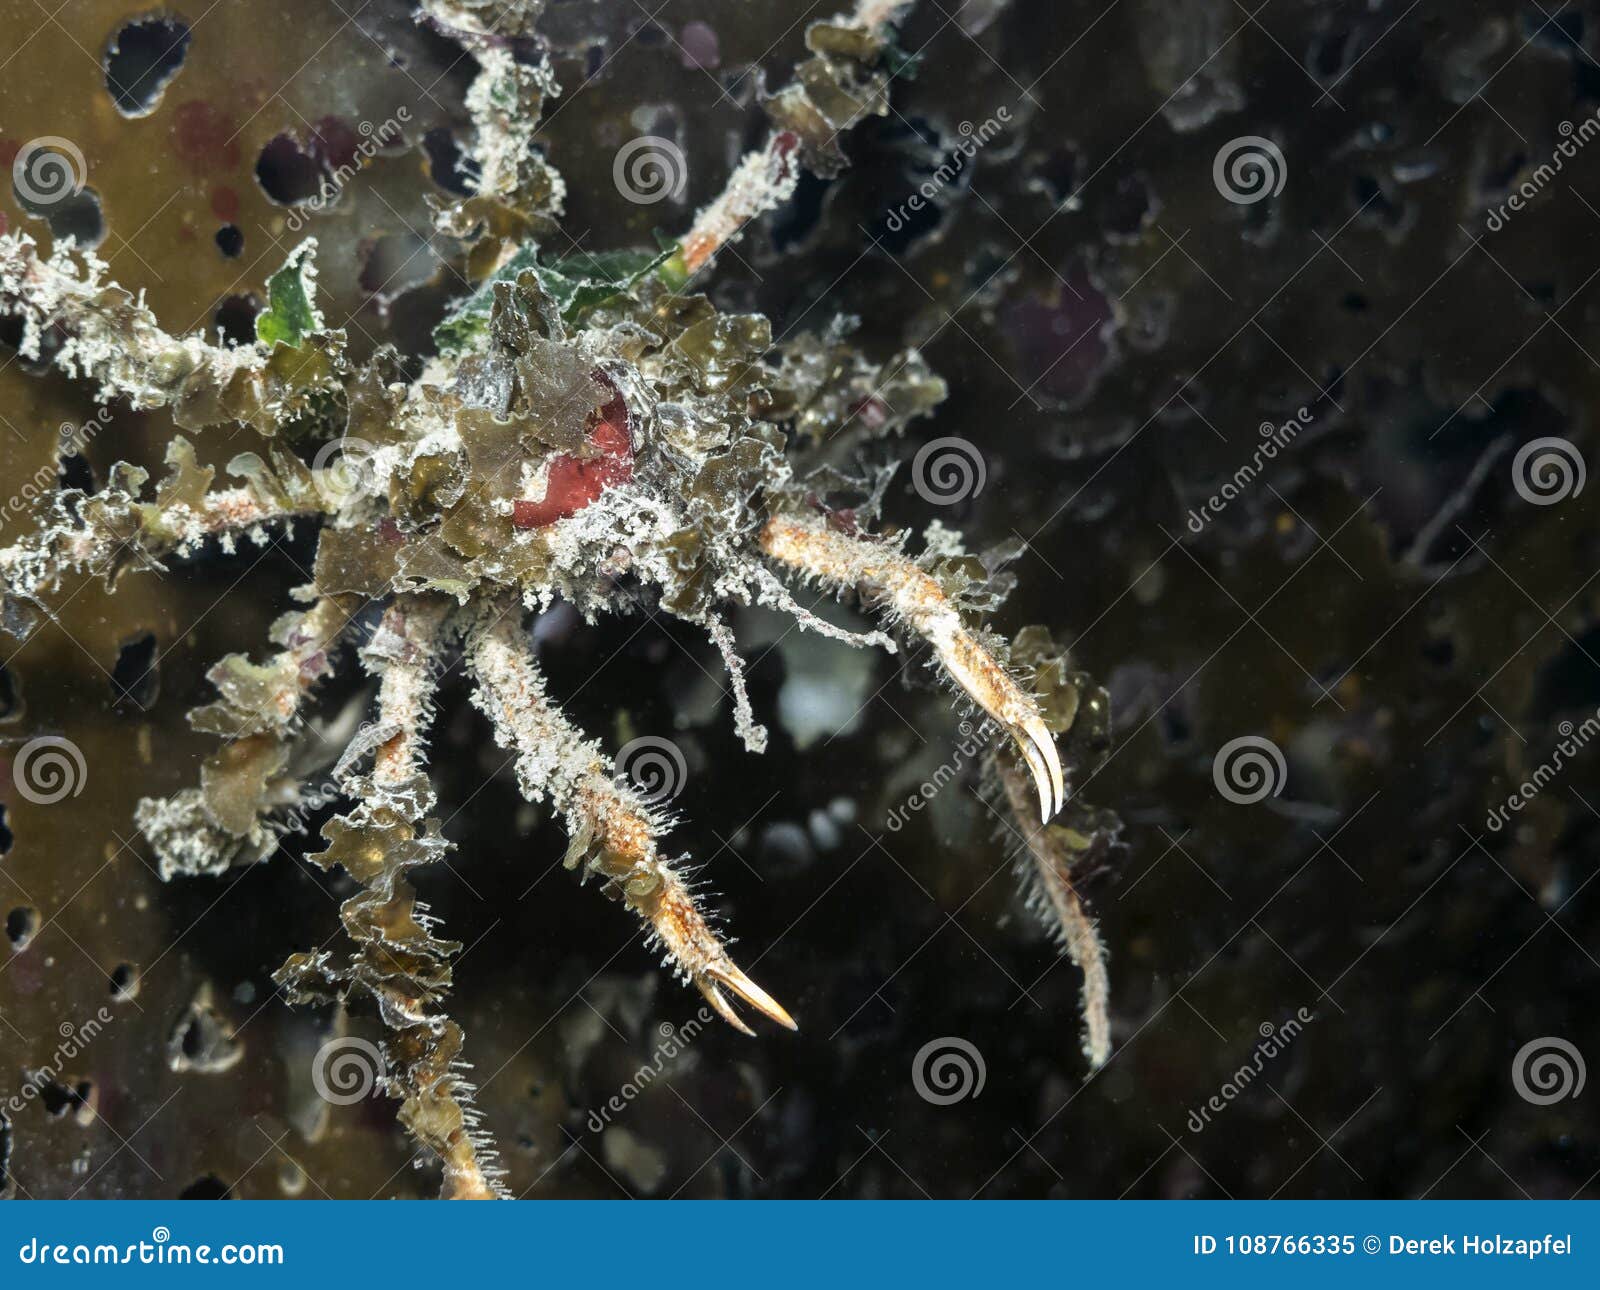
701;962;798;1033
1014;715;1065;824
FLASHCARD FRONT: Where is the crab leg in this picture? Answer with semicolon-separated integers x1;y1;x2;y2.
464;601;796;1035
676;0;914;275
759;512;1064;822
996;756;1112;1070
0;481;326;617
0;232;266;415
336;595;506;1201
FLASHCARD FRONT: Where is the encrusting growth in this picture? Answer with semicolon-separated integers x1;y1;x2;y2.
0;0;1122;1193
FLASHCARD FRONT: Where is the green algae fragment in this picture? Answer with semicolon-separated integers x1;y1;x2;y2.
433;242;679;355
256;243;323;349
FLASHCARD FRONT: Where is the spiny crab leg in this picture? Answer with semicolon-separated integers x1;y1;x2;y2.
759;513;1064;822
465;603;797;1034
995;756;1112;1070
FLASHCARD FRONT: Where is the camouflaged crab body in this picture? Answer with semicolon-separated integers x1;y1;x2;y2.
0;225;1112;1199
0;0;1118;1199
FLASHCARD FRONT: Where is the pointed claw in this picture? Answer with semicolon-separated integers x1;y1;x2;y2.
1012;727;1054;823
700;981;758;1036
1019;713;1065;822
702;961;799;1032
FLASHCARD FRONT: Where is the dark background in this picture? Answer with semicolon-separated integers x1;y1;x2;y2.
1;0;1597;1198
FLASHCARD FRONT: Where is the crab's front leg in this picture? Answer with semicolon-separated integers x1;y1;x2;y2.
759;513;1064;822
463;601;796;1035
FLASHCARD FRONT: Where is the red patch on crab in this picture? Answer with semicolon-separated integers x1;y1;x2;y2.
512;380;634;529
772;130;800;181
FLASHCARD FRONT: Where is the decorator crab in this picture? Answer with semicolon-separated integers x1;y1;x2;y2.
0;0;1116;1196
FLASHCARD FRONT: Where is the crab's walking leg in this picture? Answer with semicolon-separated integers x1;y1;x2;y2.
334;595;505;1201
677;0;915;275
0;481;327;616
0;232;267;415
464;602;796;1034
760;513;1064;822
364;596;449;791
996;757;1112;1070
